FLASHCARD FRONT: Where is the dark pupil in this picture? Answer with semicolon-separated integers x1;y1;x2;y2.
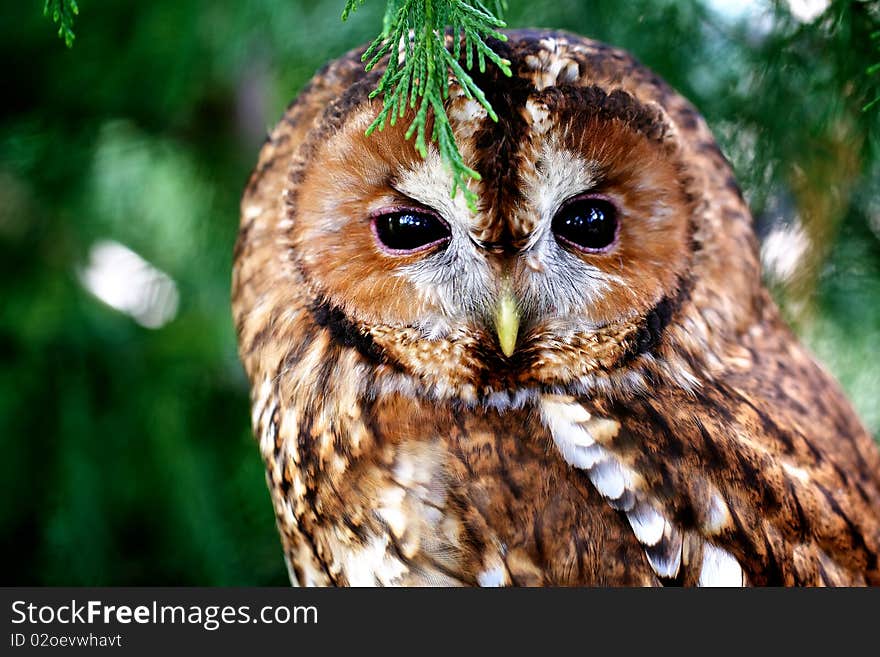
374;212;449;251
552;199;618;250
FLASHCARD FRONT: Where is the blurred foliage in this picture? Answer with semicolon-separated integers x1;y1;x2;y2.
3;0;878;585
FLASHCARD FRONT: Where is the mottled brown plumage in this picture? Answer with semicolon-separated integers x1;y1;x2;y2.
232;30;880;586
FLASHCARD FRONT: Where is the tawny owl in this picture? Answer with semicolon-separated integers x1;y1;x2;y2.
232;30;880;586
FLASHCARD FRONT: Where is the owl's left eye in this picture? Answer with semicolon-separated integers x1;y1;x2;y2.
371;210;451;254
551;196;619;252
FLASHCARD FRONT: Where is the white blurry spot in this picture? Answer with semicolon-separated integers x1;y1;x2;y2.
79;240;179;329
761;222;810;283
702;0;775;38
703;0;760;21
785;0;829;23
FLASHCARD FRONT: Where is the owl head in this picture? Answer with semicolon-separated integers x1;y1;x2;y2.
236;30;764;405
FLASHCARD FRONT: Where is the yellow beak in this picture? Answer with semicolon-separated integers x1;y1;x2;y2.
494;289;520;358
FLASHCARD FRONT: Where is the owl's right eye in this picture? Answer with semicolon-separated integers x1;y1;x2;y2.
371;210;451;254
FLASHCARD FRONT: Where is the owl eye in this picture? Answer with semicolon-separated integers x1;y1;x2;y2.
552;196;619;252
371;210;451;254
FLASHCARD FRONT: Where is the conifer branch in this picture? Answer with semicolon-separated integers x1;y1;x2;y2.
43;0;79;48
343;0;512;209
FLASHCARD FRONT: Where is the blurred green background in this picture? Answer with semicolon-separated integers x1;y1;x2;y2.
1;0;878;585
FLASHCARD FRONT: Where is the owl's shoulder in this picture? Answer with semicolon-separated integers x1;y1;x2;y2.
575;323;880;585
